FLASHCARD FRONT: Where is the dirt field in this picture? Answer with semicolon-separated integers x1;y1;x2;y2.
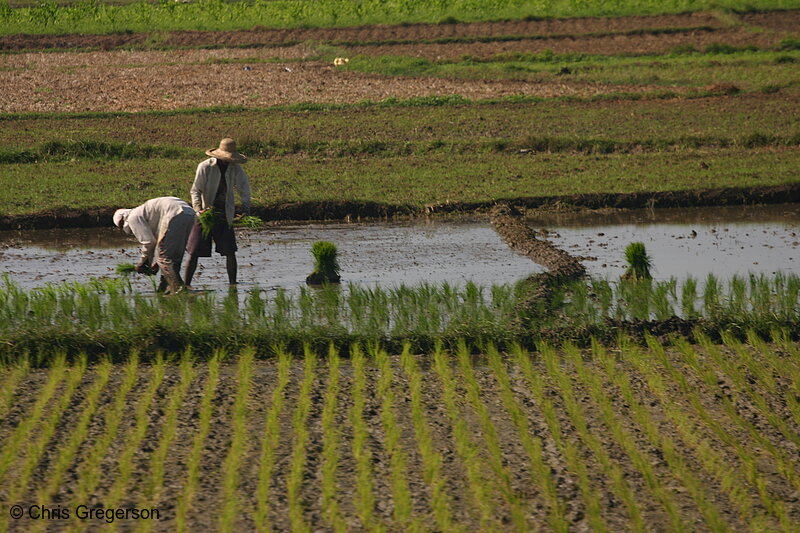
1;339;799;532
0;10;797;113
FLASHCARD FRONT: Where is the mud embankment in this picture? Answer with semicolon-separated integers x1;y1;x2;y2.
2;184;798;231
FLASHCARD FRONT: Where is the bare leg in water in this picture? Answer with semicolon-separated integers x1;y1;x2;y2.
184;254;199;287
184;253;236;285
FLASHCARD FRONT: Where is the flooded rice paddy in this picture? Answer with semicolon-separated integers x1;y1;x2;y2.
0;204;797;292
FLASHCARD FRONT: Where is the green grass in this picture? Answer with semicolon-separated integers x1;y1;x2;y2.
1;0;795;36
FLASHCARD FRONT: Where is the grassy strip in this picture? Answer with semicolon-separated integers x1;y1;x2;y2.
66;353;141;532
0;354;66;483
137;354;195;533
0;356;86;533
2;147;798;217
105;357;166;532
319;345;347;533
669;337;800;494
287;345;317;533
626;339;786;530
539;343;646;531
373;345;414;529
584;341;730;531
432;343;495;529
175;352;220;533
486;343;567;532
512;344;608;531
219;348;255;531
399;344;455;533
455;341;528;530
350;344;383;531
1;1;792;36
253;348;292;532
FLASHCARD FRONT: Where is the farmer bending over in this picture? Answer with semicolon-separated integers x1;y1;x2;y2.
113;197;196;294
185;138;251;286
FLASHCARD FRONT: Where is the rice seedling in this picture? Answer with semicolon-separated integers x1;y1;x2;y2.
66;354;141;533
349;344;382;531
176;352;220;533
432;342;495;530
455;341;528;531
105;358;167;533
0;355;87;533
512;344;608;532
0;359;29;419
626;338;784;530
288;345;317;533
486;343;567;532
539;342;645;532
681;276;698;318
399;344;454;533
621;242;652;281
233;215;264;229
253;347;292;533
319;345;347;533
0;353;66;484
219;348;255;532
373;345;413;528
587;340;729;532
306;241;341;285
198;209;218;239
138;354;196;533
746;330;800;428
116;262;136;275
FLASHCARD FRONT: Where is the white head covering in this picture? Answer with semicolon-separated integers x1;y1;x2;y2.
113;208;131;228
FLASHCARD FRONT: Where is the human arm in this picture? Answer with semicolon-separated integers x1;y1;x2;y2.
125;210;158;268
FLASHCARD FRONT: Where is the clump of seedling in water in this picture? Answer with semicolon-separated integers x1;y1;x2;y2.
622;242;652;280
233;215;263;229
306;241;341;285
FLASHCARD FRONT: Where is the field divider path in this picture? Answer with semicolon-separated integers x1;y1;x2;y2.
175;353;220;533
0;356;88;533
511;344;610;532
0;354;66;486
136;355;195;533
485;344;567;532
252;349;291;533
584;341;731;531
65;353;141;533
455;342;530;531
104;357;167;533
287;345;317;533
670;337;800;495
218;348;255;532
399;345;457;532
431;343;497;530
538;343;648;531
624;339;787;531
373;345;415;530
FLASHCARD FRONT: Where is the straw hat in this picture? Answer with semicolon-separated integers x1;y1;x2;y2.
206;138;247;164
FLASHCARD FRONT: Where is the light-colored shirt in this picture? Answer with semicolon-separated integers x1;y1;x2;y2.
123;197;195;262
190;158;251;226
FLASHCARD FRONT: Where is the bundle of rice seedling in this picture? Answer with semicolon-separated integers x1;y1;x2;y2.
306;241;341;285
116;262;136;275
198;209;218;238
622;241;652;280
233;215;263;229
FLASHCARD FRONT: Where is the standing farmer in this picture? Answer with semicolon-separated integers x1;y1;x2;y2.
185;138;251;286
113;196;196;294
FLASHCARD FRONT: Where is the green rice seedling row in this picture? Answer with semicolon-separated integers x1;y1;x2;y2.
1;337;799;530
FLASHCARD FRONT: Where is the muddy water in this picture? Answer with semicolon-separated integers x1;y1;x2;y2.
0;218;543;292
0;205;797;293
529;203;800;280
